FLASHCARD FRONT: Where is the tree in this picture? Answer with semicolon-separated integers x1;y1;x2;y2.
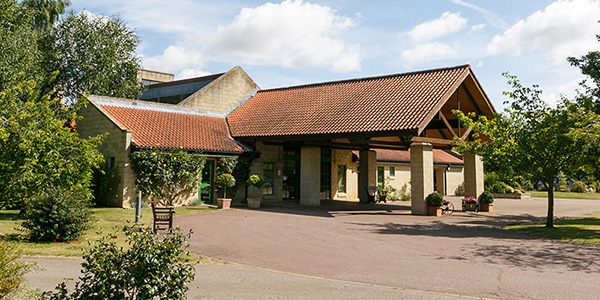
43;227;195;300
0;241;36;300
0;74;104;209
455;73;582;228
0;0;43;92
42;11;145;102
23;0;71;32
129;149;206;206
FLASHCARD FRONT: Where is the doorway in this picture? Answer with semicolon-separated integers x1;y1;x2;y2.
200;160;215;204
283;148;300;200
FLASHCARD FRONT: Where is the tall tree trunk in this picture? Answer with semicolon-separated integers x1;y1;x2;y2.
546;174;555;228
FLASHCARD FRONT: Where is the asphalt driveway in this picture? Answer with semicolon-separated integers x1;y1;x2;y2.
177;197;600;300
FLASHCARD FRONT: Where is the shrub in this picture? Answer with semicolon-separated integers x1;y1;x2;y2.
0;241;35;300
92;167;120;207
478;191;494;204
247;174;265;189
425;192;444;207
490;182;508;194
484;172;500;189
572;181;586;193
454;182;465;196
216;173;236;198
21;186;92;242
506;185;515;194
43;227;195;300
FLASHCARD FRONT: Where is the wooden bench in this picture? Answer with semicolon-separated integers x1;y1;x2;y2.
151;202;175;233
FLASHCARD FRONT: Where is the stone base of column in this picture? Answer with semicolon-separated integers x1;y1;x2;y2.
410;142;433;215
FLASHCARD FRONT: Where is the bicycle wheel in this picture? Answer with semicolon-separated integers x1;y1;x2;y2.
446;202;454;215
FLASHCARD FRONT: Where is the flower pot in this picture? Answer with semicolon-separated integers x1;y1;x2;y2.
427;206;442;216
480;203;493;212
247;197;261;208
217;198;232;209
464;202;477;211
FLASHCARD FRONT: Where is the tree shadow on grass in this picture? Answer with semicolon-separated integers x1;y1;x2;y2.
0;209;23;221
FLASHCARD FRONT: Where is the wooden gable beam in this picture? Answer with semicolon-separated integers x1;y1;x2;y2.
461;83;483;116
439;111;457;137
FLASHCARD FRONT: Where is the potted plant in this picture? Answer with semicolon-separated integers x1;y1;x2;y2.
478;191;494;212
216;173;236;209
246;174;264;208
425;192;444;216
462;196;478;212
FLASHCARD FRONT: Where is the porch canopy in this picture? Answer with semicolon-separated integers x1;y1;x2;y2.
227;65;496;214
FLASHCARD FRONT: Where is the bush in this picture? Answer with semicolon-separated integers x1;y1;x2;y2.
0;241;35;300
484;172;500;189
454;182;465;196
216;173;236;198
425;192;444;207
247;174;265;189
43;227;195;300
21;186;92;242
490;182;508;194
571;181;586;193
92;167;121;207
478;191;494;204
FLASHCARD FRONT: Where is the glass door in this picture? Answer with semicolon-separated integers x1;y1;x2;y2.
200;160;215;204
283;148;300;200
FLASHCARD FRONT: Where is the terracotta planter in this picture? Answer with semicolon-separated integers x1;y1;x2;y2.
480;203;493;212
216;198;232;209
427;206;442;216
247;197;261;208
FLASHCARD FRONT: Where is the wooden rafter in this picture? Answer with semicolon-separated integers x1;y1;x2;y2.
439;111;457;137
411;136;452;145
460;126;473;141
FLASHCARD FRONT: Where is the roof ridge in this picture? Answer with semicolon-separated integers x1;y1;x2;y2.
90;95;226;118
258;64;471;93
146;72;225;89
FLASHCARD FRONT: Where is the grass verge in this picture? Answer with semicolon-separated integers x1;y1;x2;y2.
527;191;600;200
0;206;217;258
507;218;600;245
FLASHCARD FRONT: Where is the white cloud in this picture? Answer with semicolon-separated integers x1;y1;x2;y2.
450;0;509;30
401;42;458;66
208;0;362;72
487;0;600;62
406;11;467;42
142;44;209;79
470;24;486;32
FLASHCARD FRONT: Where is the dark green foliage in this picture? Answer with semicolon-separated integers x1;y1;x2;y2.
21;186;92;242
129;148;206;206
42;11;145;102
425;192;444;207
478;191;494;204
490;182;509;194
215;157;238;197
484;172;500;189
92;167;121;207
571;181;586;193
216;174;236;198
43;227;195;300
23;0;70;32
0;241;35;300
0;76;104;209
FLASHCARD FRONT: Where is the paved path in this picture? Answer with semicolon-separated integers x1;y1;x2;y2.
24;256;476;299
176;197;600;300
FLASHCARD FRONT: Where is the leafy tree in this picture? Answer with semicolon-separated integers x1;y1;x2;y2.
43;227;195;300
0;74;104;209
0;241;36;300
23;0;71;32
455;73;582;228
0;0;43;92
129;149;206;206
42;11;145;102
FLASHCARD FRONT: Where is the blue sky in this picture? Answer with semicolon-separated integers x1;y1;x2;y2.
69;0;600;110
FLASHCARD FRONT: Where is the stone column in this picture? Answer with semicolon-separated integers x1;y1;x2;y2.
410;142;433;215
463;151;484;198
358;149;377;203
300;146;321;206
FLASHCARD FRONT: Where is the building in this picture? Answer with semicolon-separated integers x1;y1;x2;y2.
77;64;494;214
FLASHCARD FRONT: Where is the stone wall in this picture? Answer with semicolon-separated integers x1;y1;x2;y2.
331;149;359;201
251;142;284;203
178;66;258;113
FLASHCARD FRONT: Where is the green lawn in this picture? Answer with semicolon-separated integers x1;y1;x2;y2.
527;191;600;200
0;206;217;257
507;218;600;245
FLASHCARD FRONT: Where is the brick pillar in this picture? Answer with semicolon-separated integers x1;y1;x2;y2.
300;146;321;206
358;149;377;203
463;151;484;198
410;142;433;215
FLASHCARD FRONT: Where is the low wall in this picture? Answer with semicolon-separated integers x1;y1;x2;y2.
493;193;531;199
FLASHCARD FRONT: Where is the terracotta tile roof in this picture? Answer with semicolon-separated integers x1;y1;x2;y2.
228;65;470;138
357;149;463;165
89;96;247;153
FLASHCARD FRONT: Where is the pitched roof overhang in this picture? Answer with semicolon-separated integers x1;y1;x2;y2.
228;65;495;150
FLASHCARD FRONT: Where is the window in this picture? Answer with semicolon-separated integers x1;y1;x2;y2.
337;165;346;193
263;162;274;195
109;157;116;169
389;166;395;177
377;166;384;187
